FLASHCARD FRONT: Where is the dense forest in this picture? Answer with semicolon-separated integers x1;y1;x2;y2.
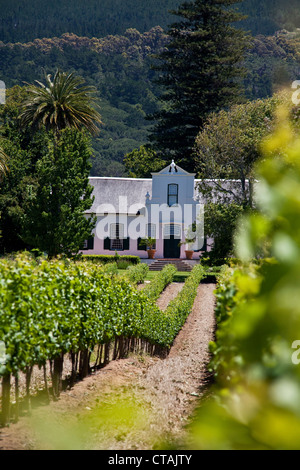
1;1;300;176
0;28;168;176
0;0;300;42
1;27;300;176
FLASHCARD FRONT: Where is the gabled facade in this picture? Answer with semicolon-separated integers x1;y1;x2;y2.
82;161;206;259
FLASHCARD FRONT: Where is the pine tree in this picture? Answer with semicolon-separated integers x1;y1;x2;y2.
148;0;249;171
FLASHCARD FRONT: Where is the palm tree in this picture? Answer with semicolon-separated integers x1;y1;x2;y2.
20;70;102;137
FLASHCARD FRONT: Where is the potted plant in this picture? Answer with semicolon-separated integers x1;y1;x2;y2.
139;237;157;259
179;236;196;260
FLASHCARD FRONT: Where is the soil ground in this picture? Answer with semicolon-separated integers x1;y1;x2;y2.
0;282;216;450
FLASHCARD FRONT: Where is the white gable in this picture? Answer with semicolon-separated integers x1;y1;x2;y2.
153;160;195;177
150;161;196;208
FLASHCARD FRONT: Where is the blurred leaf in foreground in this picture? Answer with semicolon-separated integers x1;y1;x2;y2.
188;102;300;450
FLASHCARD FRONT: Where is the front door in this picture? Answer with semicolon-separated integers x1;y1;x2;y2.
163;224;181;258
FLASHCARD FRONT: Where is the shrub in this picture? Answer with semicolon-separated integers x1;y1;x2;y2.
124;263;149;285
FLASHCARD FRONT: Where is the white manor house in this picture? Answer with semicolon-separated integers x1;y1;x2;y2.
82;161;208;260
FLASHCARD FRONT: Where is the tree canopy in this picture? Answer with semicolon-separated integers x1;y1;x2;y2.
20;70;102;137
21;129;96;258
148;0;249;171
194;94;281;206
0;0;299;43
0;84;96;257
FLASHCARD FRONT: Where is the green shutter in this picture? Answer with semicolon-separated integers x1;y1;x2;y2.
87;237;94;250
200;237;207;251
138;237;147;251
104;237;111;250
123;237;130;251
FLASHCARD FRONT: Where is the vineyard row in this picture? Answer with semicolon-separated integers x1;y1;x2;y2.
0;254;205;425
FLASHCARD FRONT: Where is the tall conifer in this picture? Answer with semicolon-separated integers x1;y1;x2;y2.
148;0;249;171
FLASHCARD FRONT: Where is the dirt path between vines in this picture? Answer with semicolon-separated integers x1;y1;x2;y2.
0;283;216;450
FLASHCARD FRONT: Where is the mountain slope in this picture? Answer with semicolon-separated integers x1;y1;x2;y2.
1;28;300;177
0;0;300;44
0;0;180;43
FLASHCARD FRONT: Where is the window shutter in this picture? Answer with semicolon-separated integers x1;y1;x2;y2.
104;237;111;250
198;237;207;251
87;237;94;250
123;237;130;251
138;237;147;251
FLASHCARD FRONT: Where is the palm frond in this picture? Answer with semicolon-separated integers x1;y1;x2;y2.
20;70;102;136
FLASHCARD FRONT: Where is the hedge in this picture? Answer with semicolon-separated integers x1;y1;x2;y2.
143;264;177;301
82;254;140;265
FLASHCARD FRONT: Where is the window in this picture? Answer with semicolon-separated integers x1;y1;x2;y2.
104;223;130;251
146;223;156;239
110;223;124;250
110;223;124;239
164;224;181;239
82;237;94;250
168;184;178;206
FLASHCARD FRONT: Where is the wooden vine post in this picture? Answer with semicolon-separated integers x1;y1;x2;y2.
1;373;11;427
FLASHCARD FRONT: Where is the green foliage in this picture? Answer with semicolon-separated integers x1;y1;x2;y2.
0;86;97;256
143;264;177;301
123;145;165;178
239;0;300;36
20;128;96;258
1;25;300;177
200;256;264;267
203;202;245;260
138;236;156;250
123;263;149;285
0;1;297;48
144;265;204;347
188;107;300;450
243;31;300;101
0;253;206;426
164;264;205;340
20;70;102;136
0;255;204;378
0;28;168;177
97;262;119;278
195;95;280;190
195;95;284;260
0;86;38;253
0;0;181;43
0;144;8;177
82;254;140;265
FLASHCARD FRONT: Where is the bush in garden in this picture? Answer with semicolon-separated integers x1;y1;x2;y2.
124;263;149;285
